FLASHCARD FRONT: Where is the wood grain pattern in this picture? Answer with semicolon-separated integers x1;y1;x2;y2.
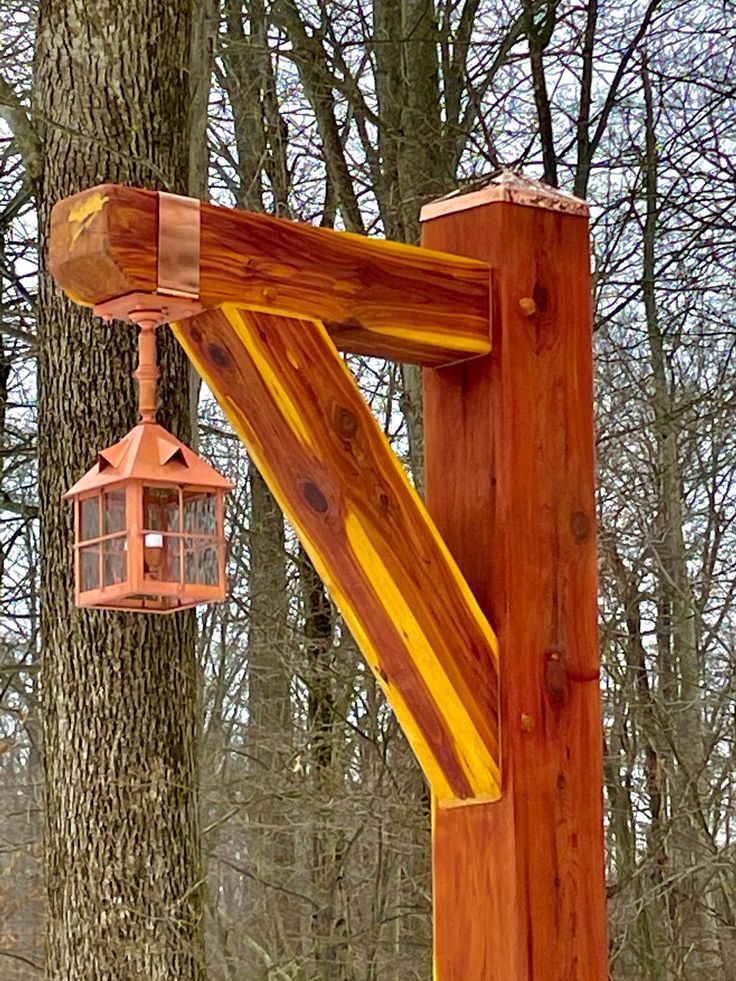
171;305;501;802
49;184;492;366
423;200;608;978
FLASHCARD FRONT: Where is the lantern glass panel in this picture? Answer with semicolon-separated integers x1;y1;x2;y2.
184;539;219;586
143;486;180;533
183;492;216;536
80;545;100;591
103;536;126;587
103;489;126;535
80;496;100;541
143;532;181;584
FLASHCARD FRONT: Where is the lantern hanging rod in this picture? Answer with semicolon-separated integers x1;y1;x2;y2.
133;316;159;425
95;291;204;426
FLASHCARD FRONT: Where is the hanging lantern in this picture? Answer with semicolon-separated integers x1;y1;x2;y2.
65;314;233;612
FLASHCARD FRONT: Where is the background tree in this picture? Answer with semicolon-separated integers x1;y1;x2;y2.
29;1;208;977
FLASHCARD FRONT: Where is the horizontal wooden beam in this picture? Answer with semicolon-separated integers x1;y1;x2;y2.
171;306;501;803
49;185;492;367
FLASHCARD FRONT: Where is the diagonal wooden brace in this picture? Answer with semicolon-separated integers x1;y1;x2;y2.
172;306;501;803
49;183;502;802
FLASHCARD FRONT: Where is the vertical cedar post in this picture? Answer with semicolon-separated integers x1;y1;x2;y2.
421;176;608;980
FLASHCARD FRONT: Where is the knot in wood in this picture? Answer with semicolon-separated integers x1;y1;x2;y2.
533;281;550;313
571;510;591;541
207;343;230;368
570;511;591;542
335;406;358;440
544;649;569;705
302;481;328;514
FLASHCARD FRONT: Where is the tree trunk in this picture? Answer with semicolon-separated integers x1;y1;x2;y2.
33;2;206;977
220;11;297;966
641;54;722;980
244;461;295;969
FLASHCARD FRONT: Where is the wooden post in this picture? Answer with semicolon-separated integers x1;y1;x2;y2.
421;176;608;979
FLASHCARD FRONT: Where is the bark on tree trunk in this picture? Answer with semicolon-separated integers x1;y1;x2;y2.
641;54;722;980
245;461;294;964
33;2;207;977
220;16;298;965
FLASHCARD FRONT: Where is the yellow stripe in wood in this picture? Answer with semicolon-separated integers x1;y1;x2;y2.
335;326;501;768
345;509;501;798
318;223;490;275
222;303;314;450
354;322;490;354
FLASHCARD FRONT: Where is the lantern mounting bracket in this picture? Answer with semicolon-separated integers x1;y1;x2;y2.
94;291;204;328
94;292;205;427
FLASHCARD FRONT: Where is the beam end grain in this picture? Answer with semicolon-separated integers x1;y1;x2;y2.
49;185;158;304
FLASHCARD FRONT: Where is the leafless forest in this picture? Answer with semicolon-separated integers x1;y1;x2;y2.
0;0;734;978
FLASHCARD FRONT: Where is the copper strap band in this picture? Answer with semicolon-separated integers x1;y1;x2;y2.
157;192;201;299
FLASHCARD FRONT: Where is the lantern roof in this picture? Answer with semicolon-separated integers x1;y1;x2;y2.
64;423;234;499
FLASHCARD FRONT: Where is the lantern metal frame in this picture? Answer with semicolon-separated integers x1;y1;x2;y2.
70;478;229;613
65;302;233;613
